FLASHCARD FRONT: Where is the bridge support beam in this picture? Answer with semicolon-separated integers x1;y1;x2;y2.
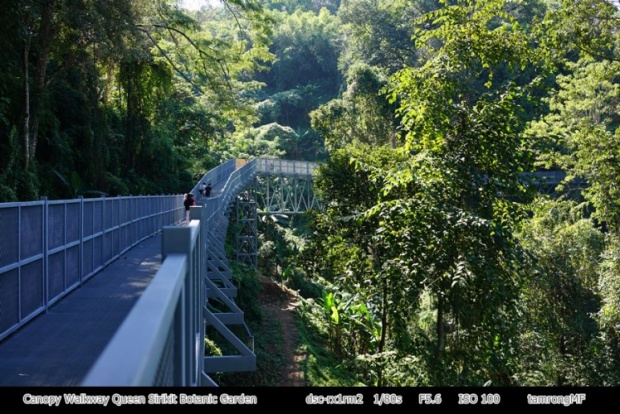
234;184;258;268
255;174;319;214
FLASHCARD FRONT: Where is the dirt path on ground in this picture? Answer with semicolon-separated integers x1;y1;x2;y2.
258;275;306;387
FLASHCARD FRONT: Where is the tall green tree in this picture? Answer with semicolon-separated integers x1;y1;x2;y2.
310;63;398;153
254;8;343;130
383;0;550;384
0;0;273;200
538;0;620;64
303;143;415;385
516;198;605;385
307;0;550;385
525;1;620;384
337;0;438;74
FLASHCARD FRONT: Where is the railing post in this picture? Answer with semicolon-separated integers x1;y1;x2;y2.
76;196;83;287
99;194;104;266
41;196;48;312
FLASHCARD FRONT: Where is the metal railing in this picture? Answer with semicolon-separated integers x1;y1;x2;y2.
83;159;259;386
256;158;318;176
0;194;184;341
2;157;319;384
191;158;236;200
82;216;205;386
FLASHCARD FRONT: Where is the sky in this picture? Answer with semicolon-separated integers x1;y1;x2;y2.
180;0;222;10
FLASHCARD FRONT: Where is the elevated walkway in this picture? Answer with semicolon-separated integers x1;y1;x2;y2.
0;158;318;386
0;234;162;386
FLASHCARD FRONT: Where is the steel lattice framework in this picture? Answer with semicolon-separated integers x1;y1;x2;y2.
254;158;320;215
254;174;320;214
232;159;320;268
234;188;258;267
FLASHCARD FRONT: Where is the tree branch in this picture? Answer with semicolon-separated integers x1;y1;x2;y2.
142;23;234;90
137;26;206;94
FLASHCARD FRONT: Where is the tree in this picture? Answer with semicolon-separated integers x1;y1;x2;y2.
538;0;620;64
256;8;343;105
302;142;414;385
516;198;605;385
306;0;550;385
530;58;620;232
525;2;620;384
310;63;398;153
337;0;438;74
0;0;274;200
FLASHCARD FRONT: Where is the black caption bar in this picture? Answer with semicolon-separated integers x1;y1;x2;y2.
1;386;615;410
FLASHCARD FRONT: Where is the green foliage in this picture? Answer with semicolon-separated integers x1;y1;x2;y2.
598;239;620;338
253;6;344;137
337;0;437;73
104;172;131;196
229;125;286;159
296;295;370;386
14;168;40;202
295;278;432;386
257;211;307;278
0;0;273;201
318;288;381;357
253;0;620;388
516;197;606;385
283;265;323;299
594;237;620;385
520;2;620;384
0;128;26;202
530;58;620;233
204;337;223;357
230;261;262;321
338;0;439;75
0;185;17;203
310;63;399;153
302;0;554;386
259;8;343;96
538;0;620;63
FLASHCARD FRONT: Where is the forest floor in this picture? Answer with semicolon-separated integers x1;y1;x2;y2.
257;275;306;386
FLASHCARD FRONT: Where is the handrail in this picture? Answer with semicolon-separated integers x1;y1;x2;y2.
83;159;261;386
83;214;206;386
191;159;236;200
82;253;188;385
255;158;318;176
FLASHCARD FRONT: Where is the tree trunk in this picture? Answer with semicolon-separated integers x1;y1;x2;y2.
377;279;388;387
29;0;58;162
436;292;445;359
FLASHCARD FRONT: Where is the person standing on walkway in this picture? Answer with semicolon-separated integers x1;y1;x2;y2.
198;182;206;199
184;193;195;222
205;182;212;197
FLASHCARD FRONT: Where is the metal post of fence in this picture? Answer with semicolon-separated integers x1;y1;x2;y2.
78;196;84;287
40;196;49;312
196;204;206;385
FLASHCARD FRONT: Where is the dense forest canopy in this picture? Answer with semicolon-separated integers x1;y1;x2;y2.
2;0;620;386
